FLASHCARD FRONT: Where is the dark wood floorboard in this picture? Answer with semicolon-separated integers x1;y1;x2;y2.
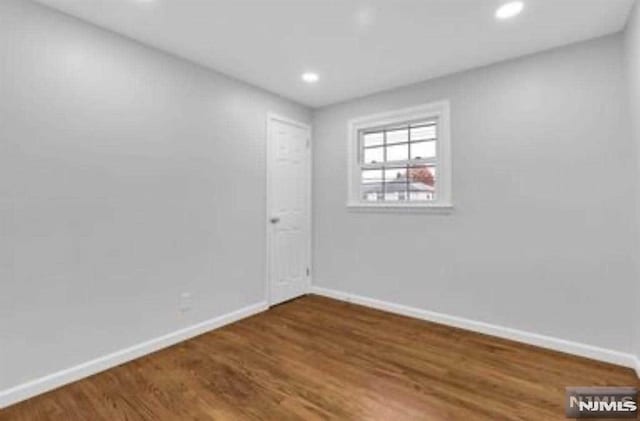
1;295;637;420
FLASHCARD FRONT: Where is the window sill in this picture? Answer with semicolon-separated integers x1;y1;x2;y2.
346;202;454;214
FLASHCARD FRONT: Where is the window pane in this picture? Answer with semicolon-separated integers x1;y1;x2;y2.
364;146;384;164
411;124;436;141
384;192;400;201
363;132;384;147
386;128;408;144
361;184;383;202
384;167;407;182
386;143;408;162
361;169;383;184
409;191;434;201
384;182;408;202
408;166;436;186
411;141;436;160
407;165;436;201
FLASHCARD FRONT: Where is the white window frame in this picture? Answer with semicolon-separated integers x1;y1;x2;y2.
347;101;453;211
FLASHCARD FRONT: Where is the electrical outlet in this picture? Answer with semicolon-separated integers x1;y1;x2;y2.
179;292;193;314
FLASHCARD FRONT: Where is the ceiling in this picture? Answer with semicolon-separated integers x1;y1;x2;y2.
33;0;636;108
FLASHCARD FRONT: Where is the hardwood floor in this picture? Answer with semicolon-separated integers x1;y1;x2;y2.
1;295;637;420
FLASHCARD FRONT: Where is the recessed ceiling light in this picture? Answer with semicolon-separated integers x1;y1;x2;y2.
495;2;524;20
356;7;376;29
301;72;319;83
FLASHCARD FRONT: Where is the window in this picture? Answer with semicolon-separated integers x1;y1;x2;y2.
347;101;452;210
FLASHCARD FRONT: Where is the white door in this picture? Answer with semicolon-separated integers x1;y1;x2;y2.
267;114;311;306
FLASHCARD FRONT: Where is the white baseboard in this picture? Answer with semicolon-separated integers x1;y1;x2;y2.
311;286;638;372
0;301;268;409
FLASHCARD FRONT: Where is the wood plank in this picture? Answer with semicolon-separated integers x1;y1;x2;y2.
1;295;637;420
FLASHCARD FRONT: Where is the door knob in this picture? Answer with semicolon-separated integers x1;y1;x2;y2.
270;217;280;224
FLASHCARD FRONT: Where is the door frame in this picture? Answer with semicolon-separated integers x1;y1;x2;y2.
265;113;312;306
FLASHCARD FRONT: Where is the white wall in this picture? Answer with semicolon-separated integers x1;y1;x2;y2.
0;0;310;391
313;34;635;354
624;0;640;364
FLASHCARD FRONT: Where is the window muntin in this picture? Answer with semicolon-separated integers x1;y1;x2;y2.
359;120;438;203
